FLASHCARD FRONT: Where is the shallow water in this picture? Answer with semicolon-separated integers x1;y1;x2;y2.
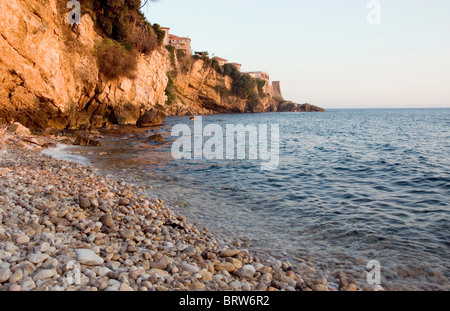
47;109;450;290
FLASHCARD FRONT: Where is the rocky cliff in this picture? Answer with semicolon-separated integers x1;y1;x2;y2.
0;0;168;130
0;0;324;131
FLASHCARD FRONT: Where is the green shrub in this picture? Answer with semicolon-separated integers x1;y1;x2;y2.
96;38;138;80
152;24;166;46
92;0;161;55
222;63;241;80
256;78;266;96
214;85;231;97
165;73;178;106
166;45;176;67
232;74;257;100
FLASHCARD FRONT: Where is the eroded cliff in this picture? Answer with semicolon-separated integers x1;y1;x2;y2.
0;0;324;130
0;0;168;129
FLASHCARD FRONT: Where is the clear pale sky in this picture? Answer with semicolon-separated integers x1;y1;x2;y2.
144;0;450;109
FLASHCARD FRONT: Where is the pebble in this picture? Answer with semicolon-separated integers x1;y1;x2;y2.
99;215;114;228
180;262;200;274
0;268;11;283
79;196;91;209
120;230;135;240
33;269;57;281
15;235;30;245
75;249;104;266
0;145;364;292
238;265;256;279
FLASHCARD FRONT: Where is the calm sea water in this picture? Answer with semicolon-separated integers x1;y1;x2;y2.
49;109;450;290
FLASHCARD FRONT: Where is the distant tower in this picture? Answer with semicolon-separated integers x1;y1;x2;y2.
272;81;282;99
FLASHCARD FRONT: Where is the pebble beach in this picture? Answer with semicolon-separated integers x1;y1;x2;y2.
0;127;376;292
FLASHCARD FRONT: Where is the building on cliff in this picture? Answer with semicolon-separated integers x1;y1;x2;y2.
160;27;170;46
272;81;282;98
229;62;242;72
244;71;270;82
212;57;228;67
169;34;192;56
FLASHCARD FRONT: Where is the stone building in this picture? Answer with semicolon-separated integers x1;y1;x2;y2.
160;27;170;46
169;34;192;56
272;81;283;98
244;71;270;82
212;57;228;67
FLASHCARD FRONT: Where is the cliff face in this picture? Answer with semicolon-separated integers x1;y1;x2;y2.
166;58;283;116
0;0;324;130
0;0;168;129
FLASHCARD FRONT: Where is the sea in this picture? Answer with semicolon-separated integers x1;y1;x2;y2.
46;108;450;290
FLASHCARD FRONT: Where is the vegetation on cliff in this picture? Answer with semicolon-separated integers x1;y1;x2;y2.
78;0;163;80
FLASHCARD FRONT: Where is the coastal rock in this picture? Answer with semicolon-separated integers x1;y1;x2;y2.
7;122;31;136
180;262;201;274
75;249;104;266
100;214;114;228
214;262;236;273
27;253;50;265
78;196;91;209
33;269;57;281
74;135;101;147
148;134;165;143
220;249;240;258
237;265;256;279
120;229;135;240
136;108;166;127
15;235;30;245
148;269;169;279
0;268;11;283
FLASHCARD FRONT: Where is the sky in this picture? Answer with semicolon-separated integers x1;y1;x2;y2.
143;0;450;109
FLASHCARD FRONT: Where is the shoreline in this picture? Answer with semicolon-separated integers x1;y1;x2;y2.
0;128;376;291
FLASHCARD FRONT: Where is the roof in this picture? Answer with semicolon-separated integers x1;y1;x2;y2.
230;62;242;66
213;56;228;62
169;34;191;41
160;27;170;30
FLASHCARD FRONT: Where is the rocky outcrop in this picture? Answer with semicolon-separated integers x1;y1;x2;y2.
166;59;281;115
277;101;326;112
136;108;166;128
0;0;323;131
0;0;168;130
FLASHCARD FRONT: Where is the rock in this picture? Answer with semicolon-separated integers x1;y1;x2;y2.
74;135;101;147
33;269;57;281
180;262;200;274
190;282;206;290
214;262;236;273
237;265;256;279
120;283;134;291
0;250;11;260
120;229;135;240
99;214;114;228
149;134;165;143
20;280;36;291
119;198;130;206
75;249;104;266
0;268;11;283
220;249;240;258
136;108;166;127
9;284;21;291
78;196;91;209
312;284;328;291
9;269;23;283
27;253;50;265
15;235;30;245
7;122;31;136
148;269;169;279
341;284;357;291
